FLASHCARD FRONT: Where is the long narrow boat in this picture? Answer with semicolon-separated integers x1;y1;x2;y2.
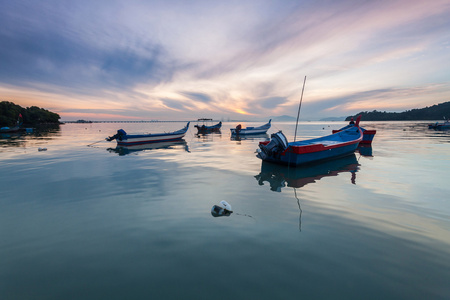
230;119;271;135
106;122;190;146
332;123;376;144
195;121;222;134
0;125;21;133
257;117;363;166
428;120;450;130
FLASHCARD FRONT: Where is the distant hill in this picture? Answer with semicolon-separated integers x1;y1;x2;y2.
320;116;346;121
271;115;297;122
346;101;450;121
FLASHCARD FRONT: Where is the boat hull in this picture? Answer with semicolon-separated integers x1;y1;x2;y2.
230;128;269;135
230;120;271;135
0;126;20;133
332;127;376;144
107;122;190;146
261;141;360;166
258;126;363;166
428;122;450;130
195;122;222;134
117;132;187;146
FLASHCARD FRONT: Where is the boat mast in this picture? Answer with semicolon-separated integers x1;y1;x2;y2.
294;76;307;143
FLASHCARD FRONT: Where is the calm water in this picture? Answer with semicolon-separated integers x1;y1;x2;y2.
1;121;449;299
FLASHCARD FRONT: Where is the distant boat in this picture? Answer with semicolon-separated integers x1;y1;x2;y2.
257;116;363;166
0;125;21;133
428;120;450;130
230;119;271;135
332;122;376;144
106;122;190;146
194;120;222;134
1;114;23;133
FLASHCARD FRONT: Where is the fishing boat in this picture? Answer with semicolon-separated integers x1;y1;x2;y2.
230;119;271;135
1;113;23;133
257;116;363;166
428;120;450;130
0;125;21;133
106;122;190;146
332;121;376;144
194;119;222;134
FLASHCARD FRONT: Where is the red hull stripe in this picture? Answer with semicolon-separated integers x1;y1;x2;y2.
286;138;362;155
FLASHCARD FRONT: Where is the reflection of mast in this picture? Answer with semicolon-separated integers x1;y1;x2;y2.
294;188;302;232
351;171;356;184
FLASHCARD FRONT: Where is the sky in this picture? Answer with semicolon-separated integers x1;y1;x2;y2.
1;0;450;121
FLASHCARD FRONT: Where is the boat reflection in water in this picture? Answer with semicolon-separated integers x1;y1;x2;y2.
107;140;189;156
357;145;373;157
255;153;360;192
255;154;360;231
231;133;268;142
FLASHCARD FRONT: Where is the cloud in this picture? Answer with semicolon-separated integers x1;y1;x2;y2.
179;92;213;104
1;0;450;120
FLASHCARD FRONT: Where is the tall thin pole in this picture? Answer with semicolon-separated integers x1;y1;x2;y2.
294;76;307;143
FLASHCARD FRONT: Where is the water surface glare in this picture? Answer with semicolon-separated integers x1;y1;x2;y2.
1;121;449;299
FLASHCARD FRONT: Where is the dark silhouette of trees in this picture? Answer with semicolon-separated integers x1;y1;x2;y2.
346;101;450;121
0;101;60;127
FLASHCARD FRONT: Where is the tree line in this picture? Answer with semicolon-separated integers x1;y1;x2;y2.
346;101;450;121
0;101;60;127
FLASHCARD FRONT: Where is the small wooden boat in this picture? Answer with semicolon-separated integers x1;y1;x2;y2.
257;117;363;166
230;119;271;135
106;122;190;146
332;123;376;144
0;125;21;133
194;120;221;134
428;120;450;130
1;114;23;133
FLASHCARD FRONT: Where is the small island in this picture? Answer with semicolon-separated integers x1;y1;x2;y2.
0;101;61;128
346;101;450;121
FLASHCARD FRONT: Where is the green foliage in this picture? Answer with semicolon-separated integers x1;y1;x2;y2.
346;101;450;121
0;101;60;127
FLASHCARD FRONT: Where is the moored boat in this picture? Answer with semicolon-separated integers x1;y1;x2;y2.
230;119;271;135
428;120;450;130
194;120;222;134
1;113;23;133
106;122;190;146
0;125;21;133
332;121;376;144
257;117;363;166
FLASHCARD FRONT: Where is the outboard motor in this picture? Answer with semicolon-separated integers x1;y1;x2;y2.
235;124;242;134
257;131;288;160
106;129;127;141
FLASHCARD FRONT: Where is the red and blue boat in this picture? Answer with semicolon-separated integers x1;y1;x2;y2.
428;120;450;130
332;122;376;144
106;122;190;146
257;117;363;166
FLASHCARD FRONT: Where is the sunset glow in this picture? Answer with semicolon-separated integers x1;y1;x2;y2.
1;0;449;121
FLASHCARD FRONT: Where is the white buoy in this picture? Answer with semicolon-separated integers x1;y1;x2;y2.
211;200;233;217
219;200;233;212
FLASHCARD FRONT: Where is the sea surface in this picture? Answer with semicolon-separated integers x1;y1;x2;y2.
1;121;449;300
